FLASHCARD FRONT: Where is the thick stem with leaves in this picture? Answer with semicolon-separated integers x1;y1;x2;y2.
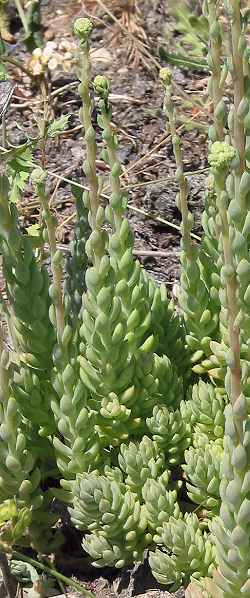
160;69;192;260
206;141;250;596
31;168;65;345
226;0;245;176
74;19;101;246
209;143;242;433
206;0;226;142
161;69;219;362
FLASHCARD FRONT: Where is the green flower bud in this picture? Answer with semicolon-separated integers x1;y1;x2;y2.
31;167;47;186
74;18;93;43
159;68;172;86
93;75;110;100
208;141;236;171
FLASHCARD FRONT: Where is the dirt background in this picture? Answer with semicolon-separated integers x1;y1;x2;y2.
7;0;209;288
4;0;209;595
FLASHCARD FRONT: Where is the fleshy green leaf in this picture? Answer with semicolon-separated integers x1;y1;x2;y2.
47;114;70;138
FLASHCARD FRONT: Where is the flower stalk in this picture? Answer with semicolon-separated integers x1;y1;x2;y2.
74;19;101;244
31;167;65;344
160;68;192;260
206;0;225;142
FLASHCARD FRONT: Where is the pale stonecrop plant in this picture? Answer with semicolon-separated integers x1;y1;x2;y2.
0;1;249;596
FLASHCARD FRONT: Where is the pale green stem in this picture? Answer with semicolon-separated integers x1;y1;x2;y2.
228;0;245;175
163;78;192;260
13;551;95;598
36;184;65;344
0;322;9;402
207;0;225;141
0;552;17;598
0;334;16;598
14;0;29;36
215;173;243;441
79;45;99;231
100;109;123;231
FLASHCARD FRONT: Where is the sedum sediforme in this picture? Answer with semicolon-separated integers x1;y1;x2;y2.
72;26;187;446
183;381;226;443
147;404;191;465
65;16;223;583
69;436;182;568
160;69;220;368
0;338;42;508
149;512;216;587
2;2;250;591
117;436;169;499
64;186;90;332
0;174;56;447
69;471;150;568
183;441;223;513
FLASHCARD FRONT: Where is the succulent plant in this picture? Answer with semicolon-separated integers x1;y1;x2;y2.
0;1;250;594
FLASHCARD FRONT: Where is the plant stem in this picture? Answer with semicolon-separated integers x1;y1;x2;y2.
79;42;99;230
14;0;29;36
214;168;243;441
34;177;65;344
39;79;50;171
159;47;208;71
1;56;33;79
0;552;17;598
228;0;245;174
0;322;9;402
96;84;124;231
207;0;225;141
161;70;193;259
13;551;96;598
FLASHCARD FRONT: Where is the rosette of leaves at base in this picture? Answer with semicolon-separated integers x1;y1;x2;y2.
120;351;184;431
69;471;151;568
92;352;179;446
183;441;223;514
149;512;216;588
146;404;191;465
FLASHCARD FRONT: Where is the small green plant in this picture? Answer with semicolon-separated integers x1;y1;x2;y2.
0;1;250;596
166;0;209;60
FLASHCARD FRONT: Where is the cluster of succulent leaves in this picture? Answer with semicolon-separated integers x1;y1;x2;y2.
0;0;250;596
